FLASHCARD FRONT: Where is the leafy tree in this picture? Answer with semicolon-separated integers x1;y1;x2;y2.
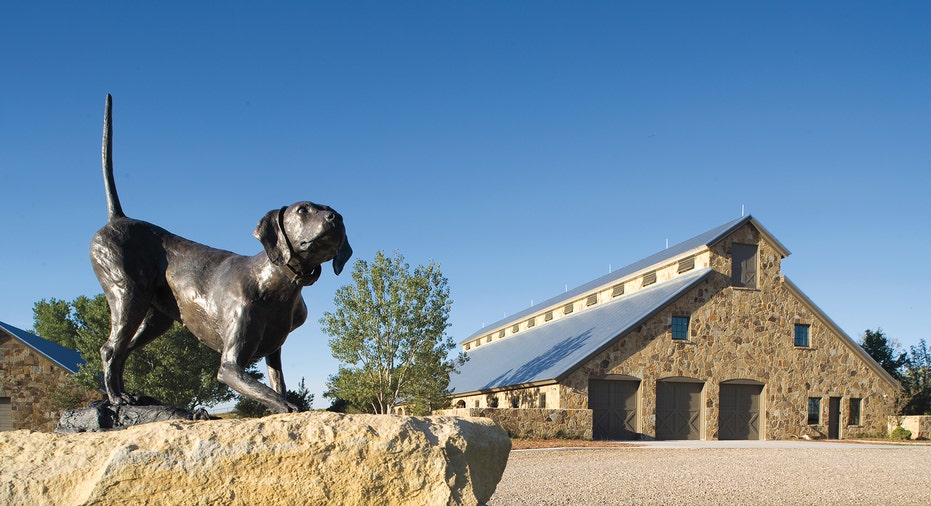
860;328;907;381
320;251;465;415
33;294;243;410
235;377;314;417
902;339;931;415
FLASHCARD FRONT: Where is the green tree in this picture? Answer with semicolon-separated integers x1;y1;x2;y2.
860;328;907;381
902;339;931;415
235;377;315;417
33;294;240;410
320;251;465;415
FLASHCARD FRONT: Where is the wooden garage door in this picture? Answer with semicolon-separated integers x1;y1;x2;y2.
656;380;702;440
719;383;763;440
0;397;11;431
589;379;639;440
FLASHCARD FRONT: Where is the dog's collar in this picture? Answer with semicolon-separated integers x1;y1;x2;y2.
277;207;322;286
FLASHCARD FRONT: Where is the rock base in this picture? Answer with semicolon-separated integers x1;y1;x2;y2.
2;412;511;505
56;397;208;433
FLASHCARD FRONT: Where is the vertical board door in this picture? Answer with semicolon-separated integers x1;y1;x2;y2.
718;383;763;440
0;398;11;431
656;381;702;440
828;396;842;439
589;379;640;440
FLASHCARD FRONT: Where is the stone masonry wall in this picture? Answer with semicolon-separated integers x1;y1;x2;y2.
890;415;931;440
0;335;96;432
452;384;560;411
559;223;899;439
435;407;592;439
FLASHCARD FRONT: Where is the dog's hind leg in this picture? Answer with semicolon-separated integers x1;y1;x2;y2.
99;291;151;404
127;308;175;354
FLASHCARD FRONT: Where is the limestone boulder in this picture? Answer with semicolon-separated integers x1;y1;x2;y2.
0;412;511;505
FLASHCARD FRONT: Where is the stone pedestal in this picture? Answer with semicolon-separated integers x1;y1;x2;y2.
2;412;511;505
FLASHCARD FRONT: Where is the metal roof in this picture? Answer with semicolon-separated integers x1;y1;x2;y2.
466;214;788;341
0;319;85;374
449;267;713;395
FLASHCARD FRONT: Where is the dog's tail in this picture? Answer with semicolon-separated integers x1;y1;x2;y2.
102;94;125;221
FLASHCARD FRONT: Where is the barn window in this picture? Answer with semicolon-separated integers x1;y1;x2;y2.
586;294;598;306
612;283;625;297
678;257;695;273
642;271;657;286
794;324;810;347
731;243;758;288
527;318;535;328
672;316;690;340
498;330;505;338
564;302;574;315
511;396;520;408
545;311;554;321
808;397;821;425
849;398;862;426
512;324;520;333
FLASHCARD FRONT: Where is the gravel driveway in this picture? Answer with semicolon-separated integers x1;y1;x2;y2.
488;443;931;505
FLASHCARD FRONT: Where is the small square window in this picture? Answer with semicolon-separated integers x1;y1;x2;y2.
512;324;520;333
808;397;821;425
511;397;519;408
498;330;505;338
672;316;690;340
849;398;862;426
527;318;535;328
586;294;598;306
544;311;554;321
564;303;574;315
795;324;810;347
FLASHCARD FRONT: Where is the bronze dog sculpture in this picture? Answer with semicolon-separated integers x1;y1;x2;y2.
90;95;351;413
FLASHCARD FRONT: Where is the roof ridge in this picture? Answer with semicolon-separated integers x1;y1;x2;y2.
466;215;753;340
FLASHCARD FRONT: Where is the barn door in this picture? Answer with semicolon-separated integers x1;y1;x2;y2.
719;383;763;440
656;380;702;440
589;379;640;440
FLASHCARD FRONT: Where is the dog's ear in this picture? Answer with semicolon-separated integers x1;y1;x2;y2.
254;207;291;265
332;237;352;275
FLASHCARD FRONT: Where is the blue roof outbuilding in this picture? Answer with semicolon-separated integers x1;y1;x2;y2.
0;320;85;374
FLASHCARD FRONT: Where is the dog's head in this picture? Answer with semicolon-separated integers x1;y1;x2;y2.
254;202;352;276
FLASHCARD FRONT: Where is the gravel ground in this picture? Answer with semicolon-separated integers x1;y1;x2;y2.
488;445;931;505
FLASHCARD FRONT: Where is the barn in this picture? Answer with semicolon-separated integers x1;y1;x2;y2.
446;216;899;440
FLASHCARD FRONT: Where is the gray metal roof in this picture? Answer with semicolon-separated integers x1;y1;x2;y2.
466;214;788;341
0;319;85;374
450;268;713;394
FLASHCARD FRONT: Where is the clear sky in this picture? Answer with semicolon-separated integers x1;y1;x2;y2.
2;2;929;409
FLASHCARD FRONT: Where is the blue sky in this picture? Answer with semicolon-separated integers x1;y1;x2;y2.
2;2;929;409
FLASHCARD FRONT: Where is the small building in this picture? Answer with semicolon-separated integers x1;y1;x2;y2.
447;216;899;440
0;319;89;432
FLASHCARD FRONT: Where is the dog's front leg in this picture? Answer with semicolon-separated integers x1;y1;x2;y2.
266;348;286;395
217;335;298;413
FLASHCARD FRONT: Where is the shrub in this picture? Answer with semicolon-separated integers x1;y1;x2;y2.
890;425;912;440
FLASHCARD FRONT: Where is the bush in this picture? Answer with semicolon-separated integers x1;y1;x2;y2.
890;425;912;440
